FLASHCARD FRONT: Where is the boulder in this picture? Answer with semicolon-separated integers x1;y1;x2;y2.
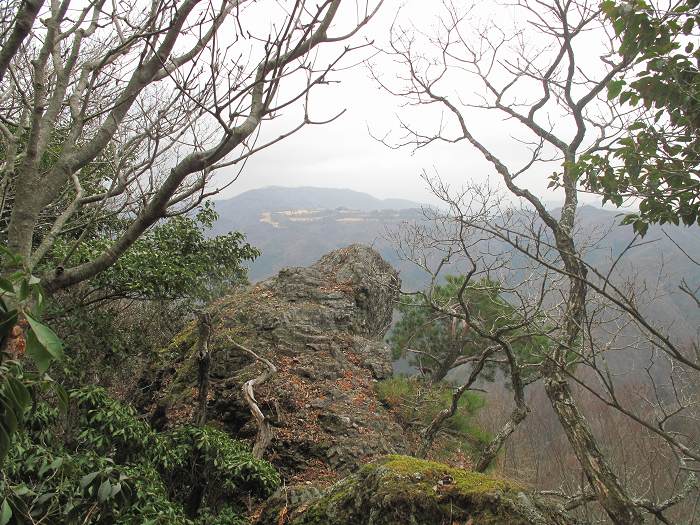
138;245;406;479
257;455;575;525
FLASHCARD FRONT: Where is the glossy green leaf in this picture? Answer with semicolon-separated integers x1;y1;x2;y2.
7;376;30;408
80;471;99;489
17;280;29;302
0;278;14;294
26;330;53;373
0;499;12;525
607;79;625;99
0;395;19;436
97;480;112;502
25;314;64;361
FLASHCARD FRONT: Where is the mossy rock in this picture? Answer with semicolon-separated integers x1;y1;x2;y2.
258;455;573;525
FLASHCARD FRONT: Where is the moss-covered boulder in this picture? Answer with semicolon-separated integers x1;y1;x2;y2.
257;455;574;525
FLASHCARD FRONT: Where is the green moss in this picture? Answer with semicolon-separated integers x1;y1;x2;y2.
260;455;544;525
377;455;519;494
293;477;358;524
162;322;197;356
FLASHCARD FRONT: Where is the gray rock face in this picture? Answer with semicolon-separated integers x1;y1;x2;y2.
245;244;399;342
142;245;406;478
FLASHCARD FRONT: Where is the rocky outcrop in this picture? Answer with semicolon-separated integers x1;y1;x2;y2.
257;455;575;525
138;245;406;479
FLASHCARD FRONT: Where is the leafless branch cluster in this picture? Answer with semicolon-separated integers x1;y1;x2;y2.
378;1;699;523
0;0;382;290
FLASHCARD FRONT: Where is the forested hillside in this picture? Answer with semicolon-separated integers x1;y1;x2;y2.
2;0;700;524
213;188;700;339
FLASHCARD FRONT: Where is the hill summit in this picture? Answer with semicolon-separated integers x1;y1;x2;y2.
209;187;426;285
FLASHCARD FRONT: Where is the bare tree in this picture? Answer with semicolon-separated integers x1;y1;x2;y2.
0;0;382;290
376;0;699;522
391;184;545;472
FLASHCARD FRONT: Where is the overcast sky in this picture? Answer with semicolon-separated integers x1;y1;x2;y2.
211;0;615;208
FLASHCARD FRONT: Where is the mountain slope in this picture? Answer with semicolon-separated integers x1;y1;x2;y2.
210;188;700;339
211;187;426;287
213;186;421;228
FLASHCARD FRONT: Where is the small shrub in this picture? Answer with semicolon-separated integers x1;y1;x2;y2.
1;387;279;524
376;377;491;452
159;425;280;515
72;386;158;462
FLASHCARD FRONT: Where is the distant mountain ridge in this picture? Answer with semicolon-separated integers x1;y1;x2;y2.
210;187;426;286
210;186;700;339
213;186;422;226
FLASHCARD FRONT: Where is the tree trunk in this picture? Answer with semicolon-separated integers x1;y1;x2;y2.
229;338;277;459
543;184;644;524
430;341;462;383
194;312;211;427
5;180;44;263
543;364;644;524
474;404;527;472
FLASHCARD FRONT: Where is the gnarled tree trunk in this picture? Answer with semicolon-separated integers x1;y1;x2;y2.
229;338;277;459
542;196;644;525
194;312;212;427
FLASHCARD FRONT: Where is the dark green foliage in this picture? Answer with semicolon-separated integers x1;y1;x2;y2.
2;402;184;524
42;203;259;397
0;247;66;463
44;202;260;392
0;362;30;462
375;377;490;456
0;387;280;524
159;425;280;513
50;203;260;303
389;277;549;381
577;0;700;234
52;298;188;393
71;387;157;463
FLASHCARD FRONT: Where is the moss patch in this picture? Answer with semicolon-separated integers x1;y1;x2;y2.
258;455;569;525
378;455;518;494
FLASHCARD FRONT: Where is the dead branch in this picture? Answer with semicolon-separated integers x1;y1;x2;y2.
228;336;277;459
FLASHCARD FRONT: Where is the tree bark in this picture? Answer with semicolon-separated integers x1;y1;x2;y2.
474;404;527;472
229;338;277;459
543;365;644;524
542;193;644;525
194;312;211;427
430;341;462;383
0;0;45;82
